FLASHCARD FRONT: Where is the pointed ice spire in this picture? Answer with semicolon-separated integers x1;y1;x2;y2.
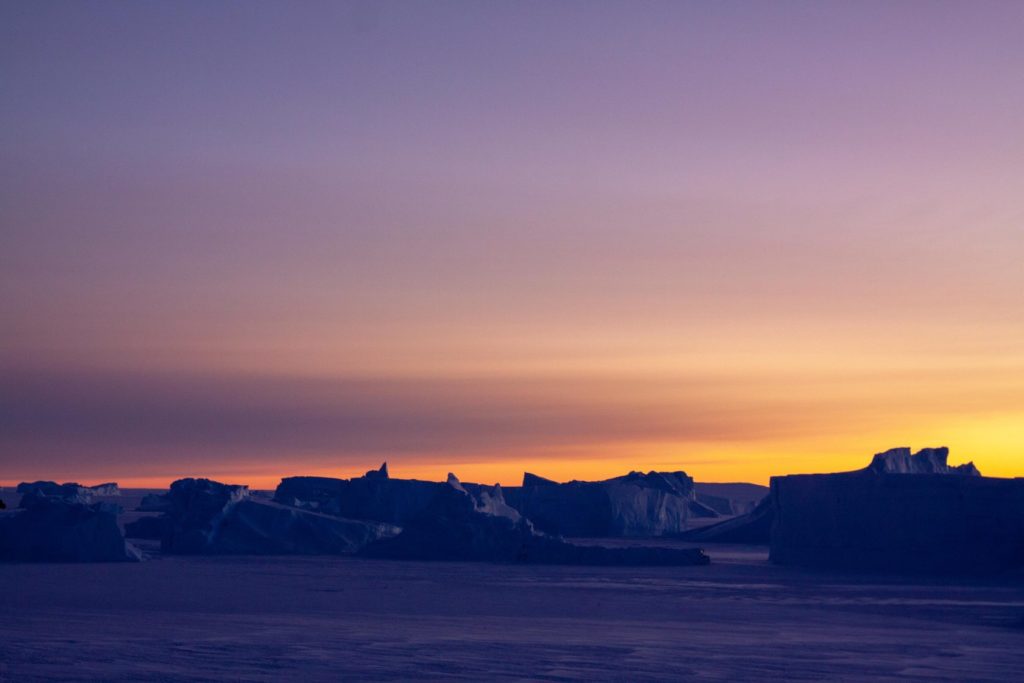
446;472;467;493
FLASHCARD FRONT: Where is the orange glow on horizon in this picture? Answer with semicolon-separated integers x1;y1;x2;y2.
4;421;1019;492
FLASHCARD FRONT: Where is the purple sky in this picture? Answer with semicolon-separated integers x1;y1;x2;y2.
2;2;1023;486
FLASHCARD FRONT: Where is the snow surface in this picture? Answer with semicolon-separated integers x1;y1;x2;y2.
1;545;1022;681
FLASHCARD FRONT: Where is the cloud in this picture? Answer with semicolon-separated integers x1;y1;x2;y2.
4;360;1021;484
0;365;802;471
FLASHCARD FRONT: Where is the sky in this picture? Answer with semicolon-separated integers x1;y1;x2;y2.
2;1;1023;488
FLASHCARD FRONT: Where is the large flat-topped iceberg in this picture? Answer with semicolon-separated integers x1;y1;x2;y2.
770;470;1024;574
680;446;991;549
715;446;1023;573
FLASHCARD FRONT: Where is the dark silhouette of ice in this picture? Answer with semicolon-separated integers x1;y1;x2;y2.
0;483;139;562
673;446;1023;573
157;478;250;553
363;474;709;565
278;466;723;538
364;461;389;480
152;478;398;555
275;467;709;562
769;468;1024;574
680;446;998;554
274;465;444;525
10;447;1011;571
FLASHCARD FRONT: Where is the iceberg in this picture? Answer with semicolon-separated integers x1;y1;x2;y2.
1;484;140;562
274;463;449;525
152;478;398;555
364;474;709;566
502;470;716;537
756;447;1023;573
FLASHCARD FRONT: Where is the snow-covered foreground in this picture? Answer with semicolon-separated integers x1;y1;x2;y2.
1;546;1022;681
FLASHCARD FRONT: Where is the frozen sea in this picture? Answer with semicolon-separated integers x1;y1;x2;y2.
1;540;1022;682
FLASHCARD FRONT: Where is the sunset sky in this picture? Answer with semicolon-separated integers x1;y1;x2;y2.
2;1;1023;488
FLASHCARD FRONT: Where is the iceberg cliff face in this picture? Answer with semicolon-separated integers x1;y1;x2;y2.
88;482;120;496
502;470;711;537
0;487;140;562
